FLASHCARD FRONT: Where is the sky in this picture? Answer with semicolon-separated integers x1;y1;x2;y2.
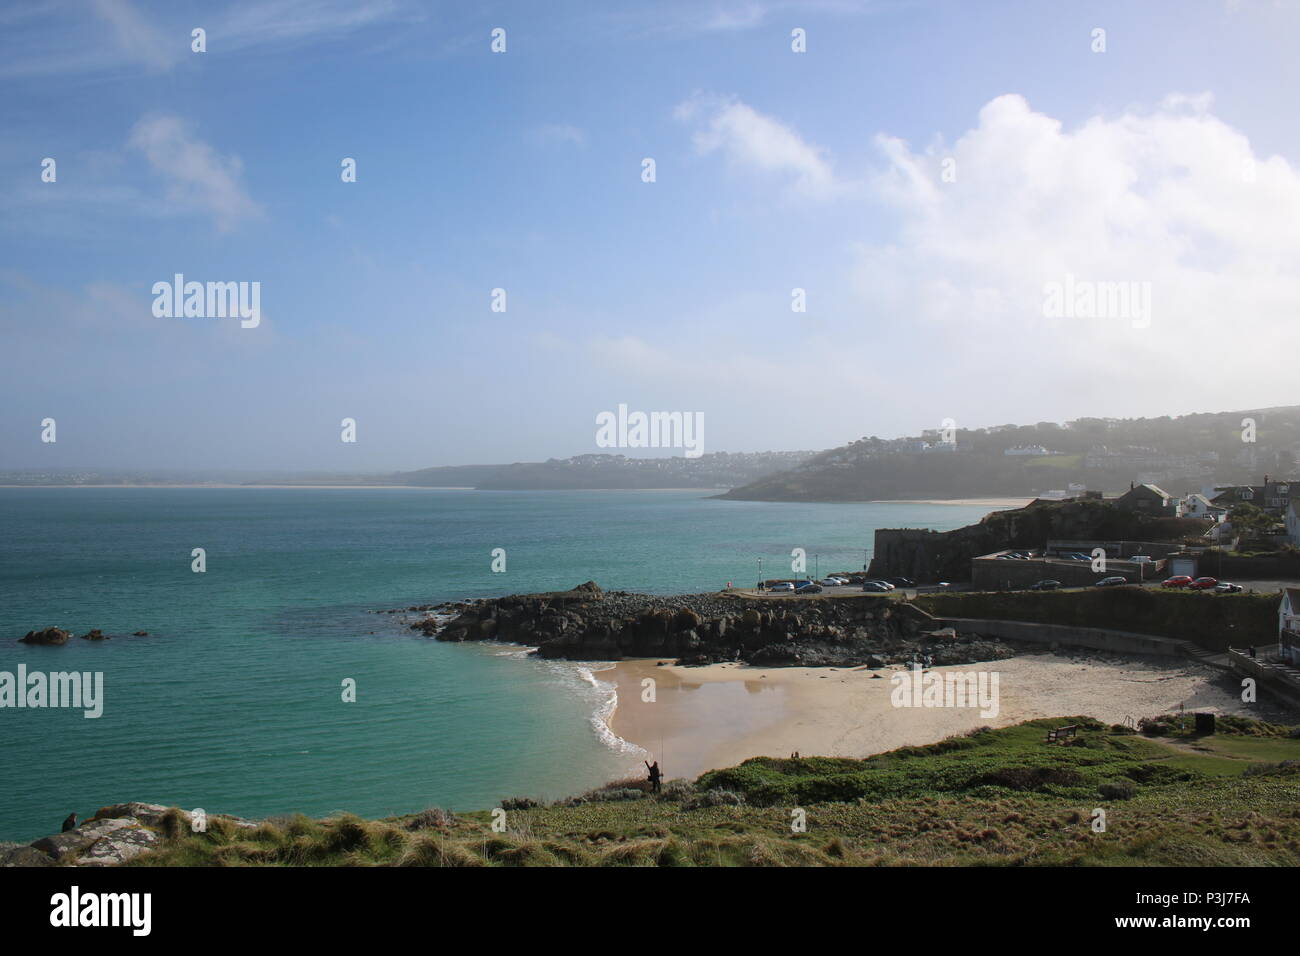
2;0;1299;472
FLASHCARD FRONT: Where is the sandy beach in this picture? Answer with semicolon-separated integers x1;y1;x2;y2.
604;651;1264;780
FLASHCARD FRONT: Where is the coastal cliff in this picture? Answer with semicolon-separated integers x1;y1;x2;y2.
410;582;1015;667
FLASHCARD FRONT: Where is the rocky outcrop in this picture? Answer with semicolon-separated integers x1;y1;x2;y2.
18;627;72;645
1;802;258;867
411;583;1015;668
79;629;107;641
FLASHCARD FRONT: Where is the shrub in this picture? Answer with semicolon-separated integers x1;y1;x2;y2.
406;808;456;830
1098;779;1137;800
683;788;745;810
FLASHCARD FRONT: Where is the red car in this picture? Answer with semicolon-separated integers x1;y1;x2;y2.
1161;575;1193;588
1188;576;1219;590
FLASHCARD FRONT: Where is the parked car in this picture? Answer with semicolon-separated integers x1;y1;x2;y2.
883;577;915;588
1095;576;1129;587
1027;579;1061;590
1161;575;1193;589
863;580;895;590
1188;576;1219;591
861;581;892;593
794;582;822;594
1215;582;1244;593
818;578;841;587
826;576;849;585
766;582;794;592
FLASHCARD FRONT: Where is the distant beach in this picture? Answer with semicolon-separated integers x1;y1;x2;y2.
603;652;1262;780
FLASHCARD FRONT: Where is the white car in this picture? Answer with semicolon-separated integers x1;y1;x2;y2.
766;582;795;592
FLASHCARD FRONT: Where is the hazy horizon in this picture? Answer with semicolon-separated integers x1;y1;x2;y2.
4;0;1299;472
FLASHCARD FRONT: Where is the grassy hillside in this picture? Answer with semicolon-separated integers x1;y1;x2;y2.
911;588;1279;649
125;716;1300;867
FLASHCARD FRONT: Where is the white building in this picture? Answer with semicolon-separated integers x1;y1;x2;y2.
1280;589;1300;663
1179;493;1226;521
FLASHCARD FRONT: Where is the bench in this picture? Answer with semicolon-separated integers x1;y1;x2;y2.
1045;724;1078;744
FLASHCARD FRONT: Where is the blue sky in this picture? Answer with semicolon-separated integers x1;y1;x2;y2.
2;0;1299;471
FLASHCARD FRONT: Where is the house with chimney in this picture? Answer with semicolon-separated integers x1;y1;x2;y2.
1115;482;1176;518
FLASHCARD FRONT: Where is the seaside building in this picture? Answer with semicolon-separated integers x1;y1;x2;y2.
1279;589;1300;664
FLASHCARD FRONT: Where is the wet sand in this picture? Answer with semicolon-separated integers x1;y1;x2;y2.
604;652;1263;779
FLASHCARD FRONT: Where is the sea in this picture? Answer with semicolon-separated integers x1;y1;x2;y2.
0;487;992;841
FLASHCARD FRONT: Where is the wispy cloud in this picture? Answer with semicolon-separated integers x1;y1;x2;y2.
675;94;840;198
0;0;413;78
128;115;262;232
90;0;177;72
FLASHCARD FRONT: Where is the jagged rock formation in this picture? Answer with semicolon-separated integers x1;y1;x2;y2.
412;582;1015;667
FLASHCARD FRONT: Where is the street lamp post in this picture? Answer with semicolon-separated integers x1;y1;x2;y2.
758;557;763;592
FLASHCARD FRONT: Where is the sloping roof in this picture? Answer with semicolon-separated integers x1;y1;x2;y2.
1284;588;1300;610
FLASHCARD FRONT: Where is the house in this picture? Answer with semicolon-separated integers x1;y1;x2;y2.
1288;499;1300;547
1279;589;1300;663
1179;493;1226;521
1116;482;1176;518
1211;477;1299;516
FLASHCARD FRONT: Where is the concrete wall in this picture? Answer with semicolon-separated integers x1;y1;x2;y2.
971;556;1165;591
936;616;1198;658
1226;648;1300;709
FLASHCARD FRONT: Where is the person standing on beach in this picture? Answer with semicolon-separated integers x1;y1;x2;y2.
645;760;662;793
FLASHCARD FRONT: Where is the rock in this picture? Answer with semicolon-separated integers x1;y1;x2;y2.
79;629;108;641
19;627;71;645
93;802;180;829
0;844;55;867
32;817;139;862
132;631;149;636
76;827;161;866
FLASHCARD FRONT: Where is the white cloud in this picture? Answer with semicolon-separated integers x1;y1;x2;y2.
853;93;1300;412
676;94;840;197
128;115;263;232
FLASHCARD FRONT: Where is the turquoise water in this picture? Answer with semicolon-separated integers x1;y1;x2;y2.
0;488;990;841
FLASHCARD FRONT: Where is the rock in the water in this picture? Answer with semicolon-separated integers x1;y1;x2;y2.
132;631;149;636
79;629;108;641
19;627;71;645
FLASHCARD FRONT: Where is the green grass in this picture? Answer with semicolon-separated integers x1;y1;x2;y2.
123;716;1300;867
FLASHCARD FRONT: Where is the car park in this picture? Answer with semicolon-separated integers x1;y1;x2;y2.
1161;575;1193;588
1188;576;1219;590
1095;576;1129;587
